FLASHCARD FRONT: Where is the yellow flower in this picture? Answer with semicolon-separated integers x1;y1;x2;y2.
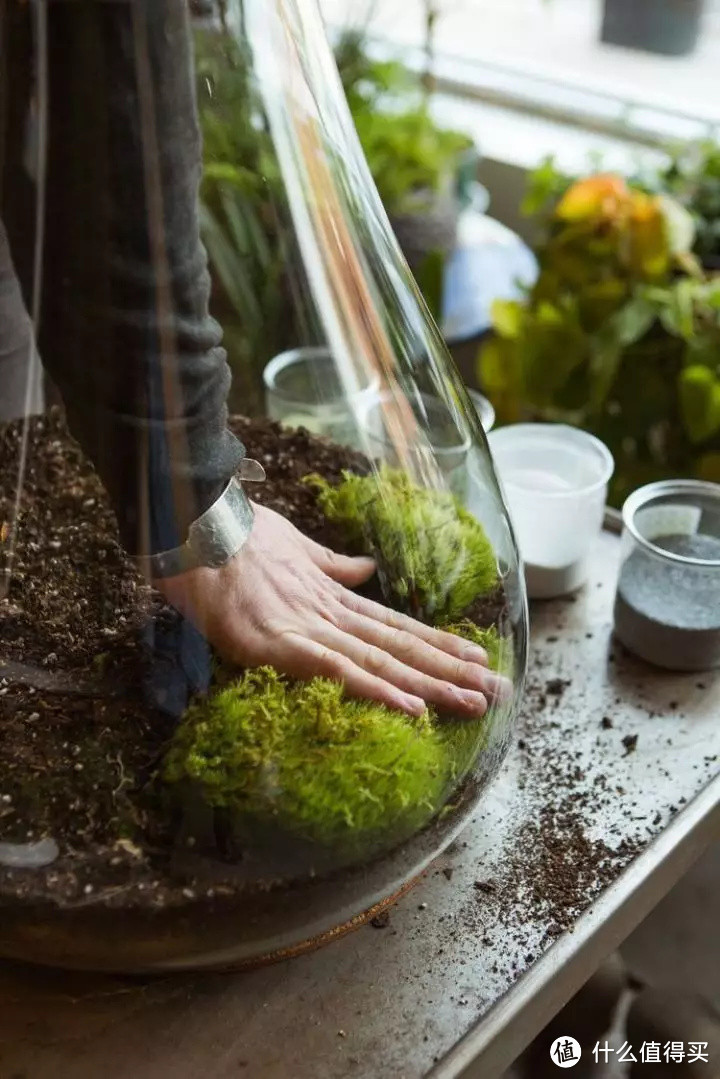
556;174;630;222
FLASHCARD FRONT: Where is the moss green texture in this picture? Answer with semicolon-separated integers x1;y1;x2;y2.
305;467;498;621
440;619;514;680
164;627;510;856
164;470;509;856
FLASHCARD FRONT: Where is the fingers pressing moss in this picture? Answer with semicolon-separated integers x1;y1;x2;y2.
305;467;498;621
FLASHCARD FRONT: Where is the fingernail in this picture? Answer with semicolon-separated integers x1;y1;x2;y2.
483;673;513;701
463;643;488;664
457;689;488;715
403;694;426;716
465;664;490;690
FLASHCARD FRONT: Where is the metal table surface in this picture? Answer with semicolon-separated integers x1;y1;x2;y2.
1;526;719;1079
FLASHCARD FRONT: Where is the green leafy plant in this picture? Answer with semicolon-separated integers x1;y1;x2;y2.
194;11;470;358
479;172;720;502
350;106;472;216
305;467;498;621
525;145;720;268
334;16;472;217
643;141;720;267
194;27;293;415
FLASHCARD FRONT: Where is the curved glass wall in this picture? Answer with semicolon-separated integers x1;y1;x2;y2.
0;0;527;971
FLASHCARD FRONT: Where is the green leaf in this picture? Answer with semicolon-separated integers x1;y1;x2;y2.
414;249;445;321
199;201;263;327
586;294;659;411
521;304;587;404
477;336;517;396
679;365;720;443
588;335;623;410
521;155;572;217
658;278;696;340
491;299;523;338
609;295;657;347
657;194;695;256
203;162;260;191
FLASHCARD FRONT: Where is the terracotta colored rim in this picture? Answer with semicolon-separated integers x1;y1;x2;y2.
222;875;421;971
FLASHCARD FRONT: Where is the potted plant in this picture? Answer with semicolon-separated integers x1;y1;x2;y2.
601;0;705;57
641;140;720;271
334;23;475;287
478;172;720;505
194;16;471;391
527;145;720;272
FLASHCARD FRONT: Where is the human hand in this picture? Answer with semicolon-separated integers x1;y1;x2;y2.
156;502;509;718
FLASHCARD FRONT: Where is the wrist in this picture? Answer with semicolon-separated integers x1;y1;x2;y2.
135;460;265;579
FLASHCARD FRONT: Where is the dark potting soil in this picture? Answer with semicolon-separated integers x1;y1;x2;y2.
0;410;506;909
614;532;720;671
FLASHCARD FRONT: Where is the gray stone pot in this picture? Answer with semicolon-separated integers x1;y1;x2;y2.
601;0;705;56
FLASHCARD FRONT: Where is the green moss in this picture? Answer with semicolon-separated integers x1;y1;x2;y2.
164;667;454;854
435;622;515;788
305;467;498;621
441;620;515;679
164;625;516;858
163;472;513;859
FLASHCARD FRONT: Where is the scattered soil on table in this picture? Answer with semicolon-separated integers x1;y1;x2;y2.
545;677;570;699
0;410;507;910
511;679;642;947
622;733;639;756
453;659;645;962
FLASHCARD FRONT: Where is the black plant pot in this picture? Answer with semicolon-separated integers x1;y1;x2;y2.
601;0;705;56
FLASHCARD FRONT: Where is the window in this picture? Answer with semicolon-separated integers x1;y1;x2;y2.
322;0;720;145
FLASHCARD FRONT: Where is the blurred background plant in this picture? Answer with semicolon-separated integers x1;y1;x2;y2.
193;2;474;395
642;141;720;271
334;8;476;316
192;2;720;506
525;144;720;272
479;166;720;505
194;24;297;415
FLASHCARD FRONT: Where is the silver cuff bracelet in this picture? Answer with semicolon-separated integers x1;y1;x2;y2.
135;459;266;579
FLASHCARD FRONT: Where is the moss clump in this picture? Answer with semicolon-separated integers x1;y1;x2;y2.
164;623;516;858
305;467;497;621
436;622;517;786
442;620;514;680
163;471;512;860
164;666;455;854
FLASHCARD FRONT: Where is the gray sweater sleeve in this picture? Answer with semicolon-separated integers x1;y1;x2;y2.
3;0;245;556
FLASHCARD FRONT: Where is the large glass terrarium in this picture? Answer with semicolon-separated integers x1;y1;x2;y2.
0;0;527;971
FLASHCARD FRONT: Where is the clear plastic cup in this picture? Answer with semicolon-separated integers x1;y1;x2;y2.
263;347;378;448
488;424;614;598
357;391;472;495
467;389;495;434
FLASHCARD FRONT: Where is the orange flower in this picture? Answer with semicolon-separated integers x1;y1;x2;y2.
556;174;630;222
